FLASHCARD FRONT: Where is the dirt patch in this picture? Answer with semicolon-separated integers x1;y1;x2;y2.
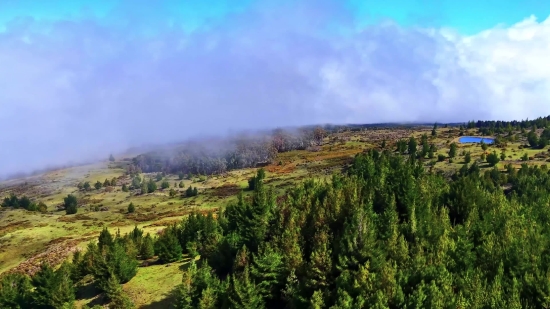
144;219;182;228
5;236;94;277
0;220;33;237
211;184;241;198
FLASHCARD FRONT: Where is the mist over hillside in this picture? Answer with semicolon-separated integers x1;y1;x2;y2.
2;0;550;182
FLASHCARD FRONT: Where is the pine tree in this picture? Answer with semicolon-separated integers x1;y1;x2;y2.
198;287;218;309
449;142;458;158
155;225;182;263
127;203;135;213
122;184;128;192
186;186;194;197
309;290;325;309
140;234;155;259
98;227;114;251
465;152;471;164
95;181;102;190
64;194;78;215
105;274;135;309
83;182;91;191
30;263;75;308
0;273;32;308
147;179;157;192
408;137;417;156
250;244;286;304
229;266;264;309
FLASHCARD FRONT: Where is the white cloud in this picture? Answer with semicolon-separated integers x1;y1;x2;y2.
453;15;550;120
0;2;550;177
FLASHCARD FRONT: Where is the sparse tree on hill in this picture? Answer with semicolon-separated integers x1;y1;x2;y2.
421;134;429;158
539;137;549;149
527;131;539;148
111;178;117;186
128;203;135;214
156;173;163;182
500;151;506;161
449;142;458;158
396;139;407;154
147;179;157;193
161;180;170;190
465;152;471;164
432;123;437;136
522;153;529;161
104;179;111;187
169;189;177;198
486;151;500;166
193;187;198;196
186;186;194;197
64;194;78;215
83;182;91;191
408;137;417;156
109;154;115;162
131;176;141;189
95;181;102;190
122;184;129;192
179;181;184;188
141;183;148;195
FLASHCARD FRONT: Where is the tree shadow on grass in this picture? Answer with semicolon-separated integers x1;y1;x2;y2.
139;287;179;309
75;280;108;307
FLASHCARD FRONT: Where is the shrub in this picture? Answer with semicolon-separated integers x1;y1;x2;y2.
437;154;446;162
37;202;48;213
64;194;78;215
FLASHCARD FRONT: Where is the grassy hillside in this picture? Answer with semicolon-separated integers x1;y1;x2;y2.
2;124;550;308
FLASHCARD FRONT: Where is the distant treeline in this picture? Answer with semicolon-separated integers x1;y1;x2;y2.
466;115;550;135
129;128;326;175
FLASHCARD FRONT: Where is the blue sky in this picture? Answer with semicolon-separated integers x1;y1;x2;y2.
2;0;550;34
1;0;550;176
